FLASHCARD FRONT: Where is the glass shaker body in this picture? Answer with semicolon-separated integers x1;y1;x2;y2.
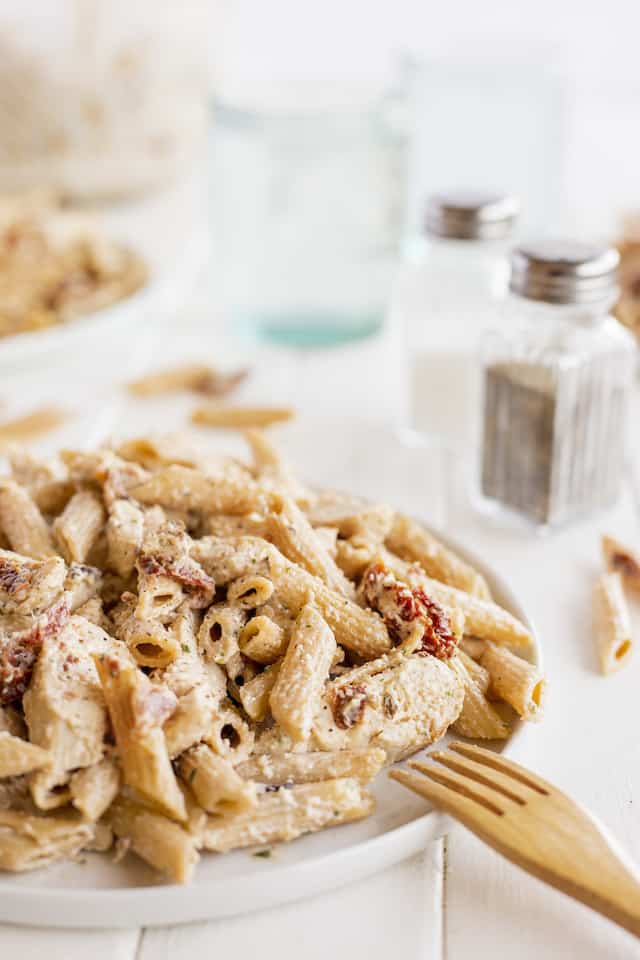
477;294;636;531
399;193;517;453
401;234;511;449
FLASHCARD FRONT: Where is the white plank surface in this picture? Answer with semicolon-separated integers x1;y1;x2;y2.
138;846;444;960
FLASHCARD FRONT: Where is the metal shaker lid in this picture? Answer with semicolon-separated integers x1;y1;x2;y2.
424;191;519;241
509;239;620;305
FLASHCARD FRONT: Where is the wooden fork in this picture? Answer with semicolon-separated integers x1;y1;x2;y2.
390;741;640;939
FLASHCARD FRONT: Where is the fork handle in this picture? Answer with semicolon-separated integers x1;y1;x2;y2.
476;823;640;940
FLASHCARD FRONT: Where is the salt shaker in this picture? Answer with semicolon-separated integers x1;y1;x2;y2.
478;239;636;530
399;192;518;449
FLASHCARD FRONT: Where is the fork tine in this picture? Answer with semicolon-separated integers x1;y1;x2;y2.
429;749;527;805
389;769;503;824
407;761;506;815
448;741;551;795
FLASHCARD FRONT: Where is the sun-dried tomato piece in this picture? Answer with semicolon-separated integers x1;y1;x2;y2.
332;684;369;729
138;553;215;607
611;551;640;580
0;594;70;704
362;561;457;660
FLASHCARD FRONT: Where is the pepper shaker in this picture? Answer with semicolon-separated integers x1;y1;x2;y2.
477;239;636;530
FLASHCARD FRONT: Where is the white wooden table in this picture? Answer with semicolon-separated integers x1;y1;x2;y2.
1;193;639;959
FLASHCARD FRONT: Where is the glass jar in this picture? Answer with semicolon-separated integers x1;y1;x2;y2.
210;88;406;348
477;239;636;530
399;192;518;449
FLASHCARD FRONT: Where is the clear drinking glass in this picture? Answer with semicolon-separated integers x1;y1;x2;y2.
210;93;406;348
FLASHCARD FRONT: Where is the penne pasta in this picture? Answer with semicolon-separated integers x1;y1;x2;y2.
108;797;199;884
53;490;106;564
601;534;640;596
481;642;546;720
0;480;57;559
386;514;491;599
70;756;121;821
236;747;386;786
0;809;92;872
448;654;510;740
106;498;145;577
0;407;67;450
270;604;336;742
202;778;374;853
266;494;354;597
592;572;634;675
177;744;257;815
237;663;281;722
239;615;286;665
94;652;186;822
192;405;294;429
0;730;49;778
227;573;274;608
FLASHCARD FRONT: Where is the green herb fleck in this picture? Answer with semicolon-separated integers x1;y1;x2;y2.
188;768;197;783
182;643;190;653
253;848;272;859
333;810;340;817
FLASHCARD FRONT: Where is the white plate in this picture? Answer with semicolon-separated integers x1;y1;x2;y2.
0;529;540;929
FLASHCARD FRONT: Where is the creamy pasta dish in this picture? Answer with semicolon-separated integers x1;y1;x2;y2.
0;431;544;883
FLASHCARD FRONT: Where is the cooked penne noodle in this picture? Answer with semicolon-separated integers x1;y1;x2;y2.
481;642;546;720
270;604;337;742
204;513;267;539
274;554;391;659
192;405;294;429
109;797;199;884
236;747;386;785
112;599;180;668
0;407;67;450
53;490;106;564
202;778;374;853
227;573;274;608
127;363;230;397
177;744;257;814
237;663;281;722
335;535;378;579
386;514;491;599
244;429;312;505
106;498;145;577
198;603;247;664
592;572;634;675
0;809;92;872
204;702;254;765
267;494;354;597
0;730;49;778
239;615;286;664
308;495;394;543
457;648;490;694
135;571;184;620
0;480;57;559
131;464;259;516
70;756;120;821
94;653;186;822
601;534;640;595
448;654;510;740
157;609;218;758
